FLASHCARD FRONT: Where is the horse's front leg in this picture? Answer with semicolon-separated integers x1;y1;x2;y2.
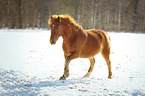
59;52;78;80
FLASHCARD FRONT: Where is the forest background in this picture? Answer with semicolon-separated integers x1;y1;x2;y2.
0;0;145;33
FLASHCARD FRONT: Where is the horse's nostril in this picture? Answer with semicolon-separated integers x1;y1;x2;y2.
51;40;55;44
52;41;54;44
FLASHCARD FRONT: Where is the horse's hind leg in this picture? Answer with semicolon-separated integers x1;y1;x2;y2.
101;50;112;79
83;57;95;78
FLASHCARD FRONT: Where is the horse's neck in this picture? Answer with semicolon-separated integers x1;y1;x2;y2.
62;25;83;41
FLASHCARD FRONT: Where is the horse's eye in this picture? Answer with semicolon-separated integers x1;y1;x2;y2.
57;28;59;30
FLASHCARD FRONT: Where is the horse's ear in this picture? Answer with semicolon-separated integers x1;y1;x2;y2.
58;16;61;22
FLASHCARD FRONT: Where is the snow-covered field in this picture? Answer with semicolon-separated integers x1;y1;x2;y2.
0;29;145;96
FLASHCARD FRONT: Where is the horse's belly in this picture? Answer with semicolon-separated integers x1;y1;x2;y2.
80;45;102;58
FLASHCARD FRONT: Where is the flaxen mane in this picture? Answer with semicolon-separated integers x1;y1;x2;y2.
48;15;82;28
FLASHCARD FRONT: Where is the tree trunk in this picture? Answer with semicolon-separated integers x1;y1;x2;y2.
77;0;81;24
25;1;29;28
131;0;139;32
81;0;85;28
7;0;10;28
18;0;22;29
143;10;145;32
0;0;5;28
114;8;117;31
98;0;102;29
107;2;110;31
33;9;38;28
91;0;94;29
37;11;40;28
93;3;97;29
117;0;121;32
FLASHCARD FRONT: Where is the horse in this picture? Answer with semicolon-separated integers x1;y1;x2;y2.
48;15;112;80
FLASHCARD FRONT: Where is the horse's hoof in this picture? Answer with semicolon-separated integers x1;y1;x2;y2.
108;76;112;79
82;75;88;78
82;73;90;78
59;76;66;80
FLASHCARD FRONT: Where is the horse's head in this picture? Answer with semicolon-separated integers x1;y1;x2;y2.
49;15;82;44
49;16;62;44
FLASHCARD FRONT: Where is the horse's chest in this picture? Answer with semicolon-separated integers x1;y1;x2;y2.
62;38;82;56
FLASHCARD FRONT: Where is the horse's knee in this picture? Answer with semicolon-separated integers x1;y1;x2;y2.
107;60;111;65
89;57;95;64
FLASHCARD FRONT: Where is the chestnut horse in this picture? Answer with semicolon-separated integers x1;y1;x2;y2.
49;15;112;80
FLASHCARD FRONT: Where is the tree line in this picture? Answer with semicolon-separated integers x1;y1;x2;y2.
0;0;145;33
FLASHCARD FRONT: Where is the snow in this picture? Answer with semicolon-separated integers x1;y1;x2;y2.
0;29;145;95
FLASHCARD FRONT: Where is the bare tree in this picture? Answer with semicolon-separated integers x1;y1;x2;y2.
117;0;121;32
17;0;22;28
131;0;139;32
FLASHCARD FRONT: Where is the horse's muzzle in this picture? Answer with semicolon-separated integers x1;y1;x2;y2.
50;40;55;44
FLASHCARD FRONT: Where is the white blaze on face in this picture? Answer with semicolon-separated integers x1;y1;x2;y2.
52;24;55;28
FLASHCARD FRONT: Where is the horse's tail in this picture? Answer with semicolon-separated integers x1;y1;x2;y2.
105;32;111;41
105;32;115;54
101;31;111;54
